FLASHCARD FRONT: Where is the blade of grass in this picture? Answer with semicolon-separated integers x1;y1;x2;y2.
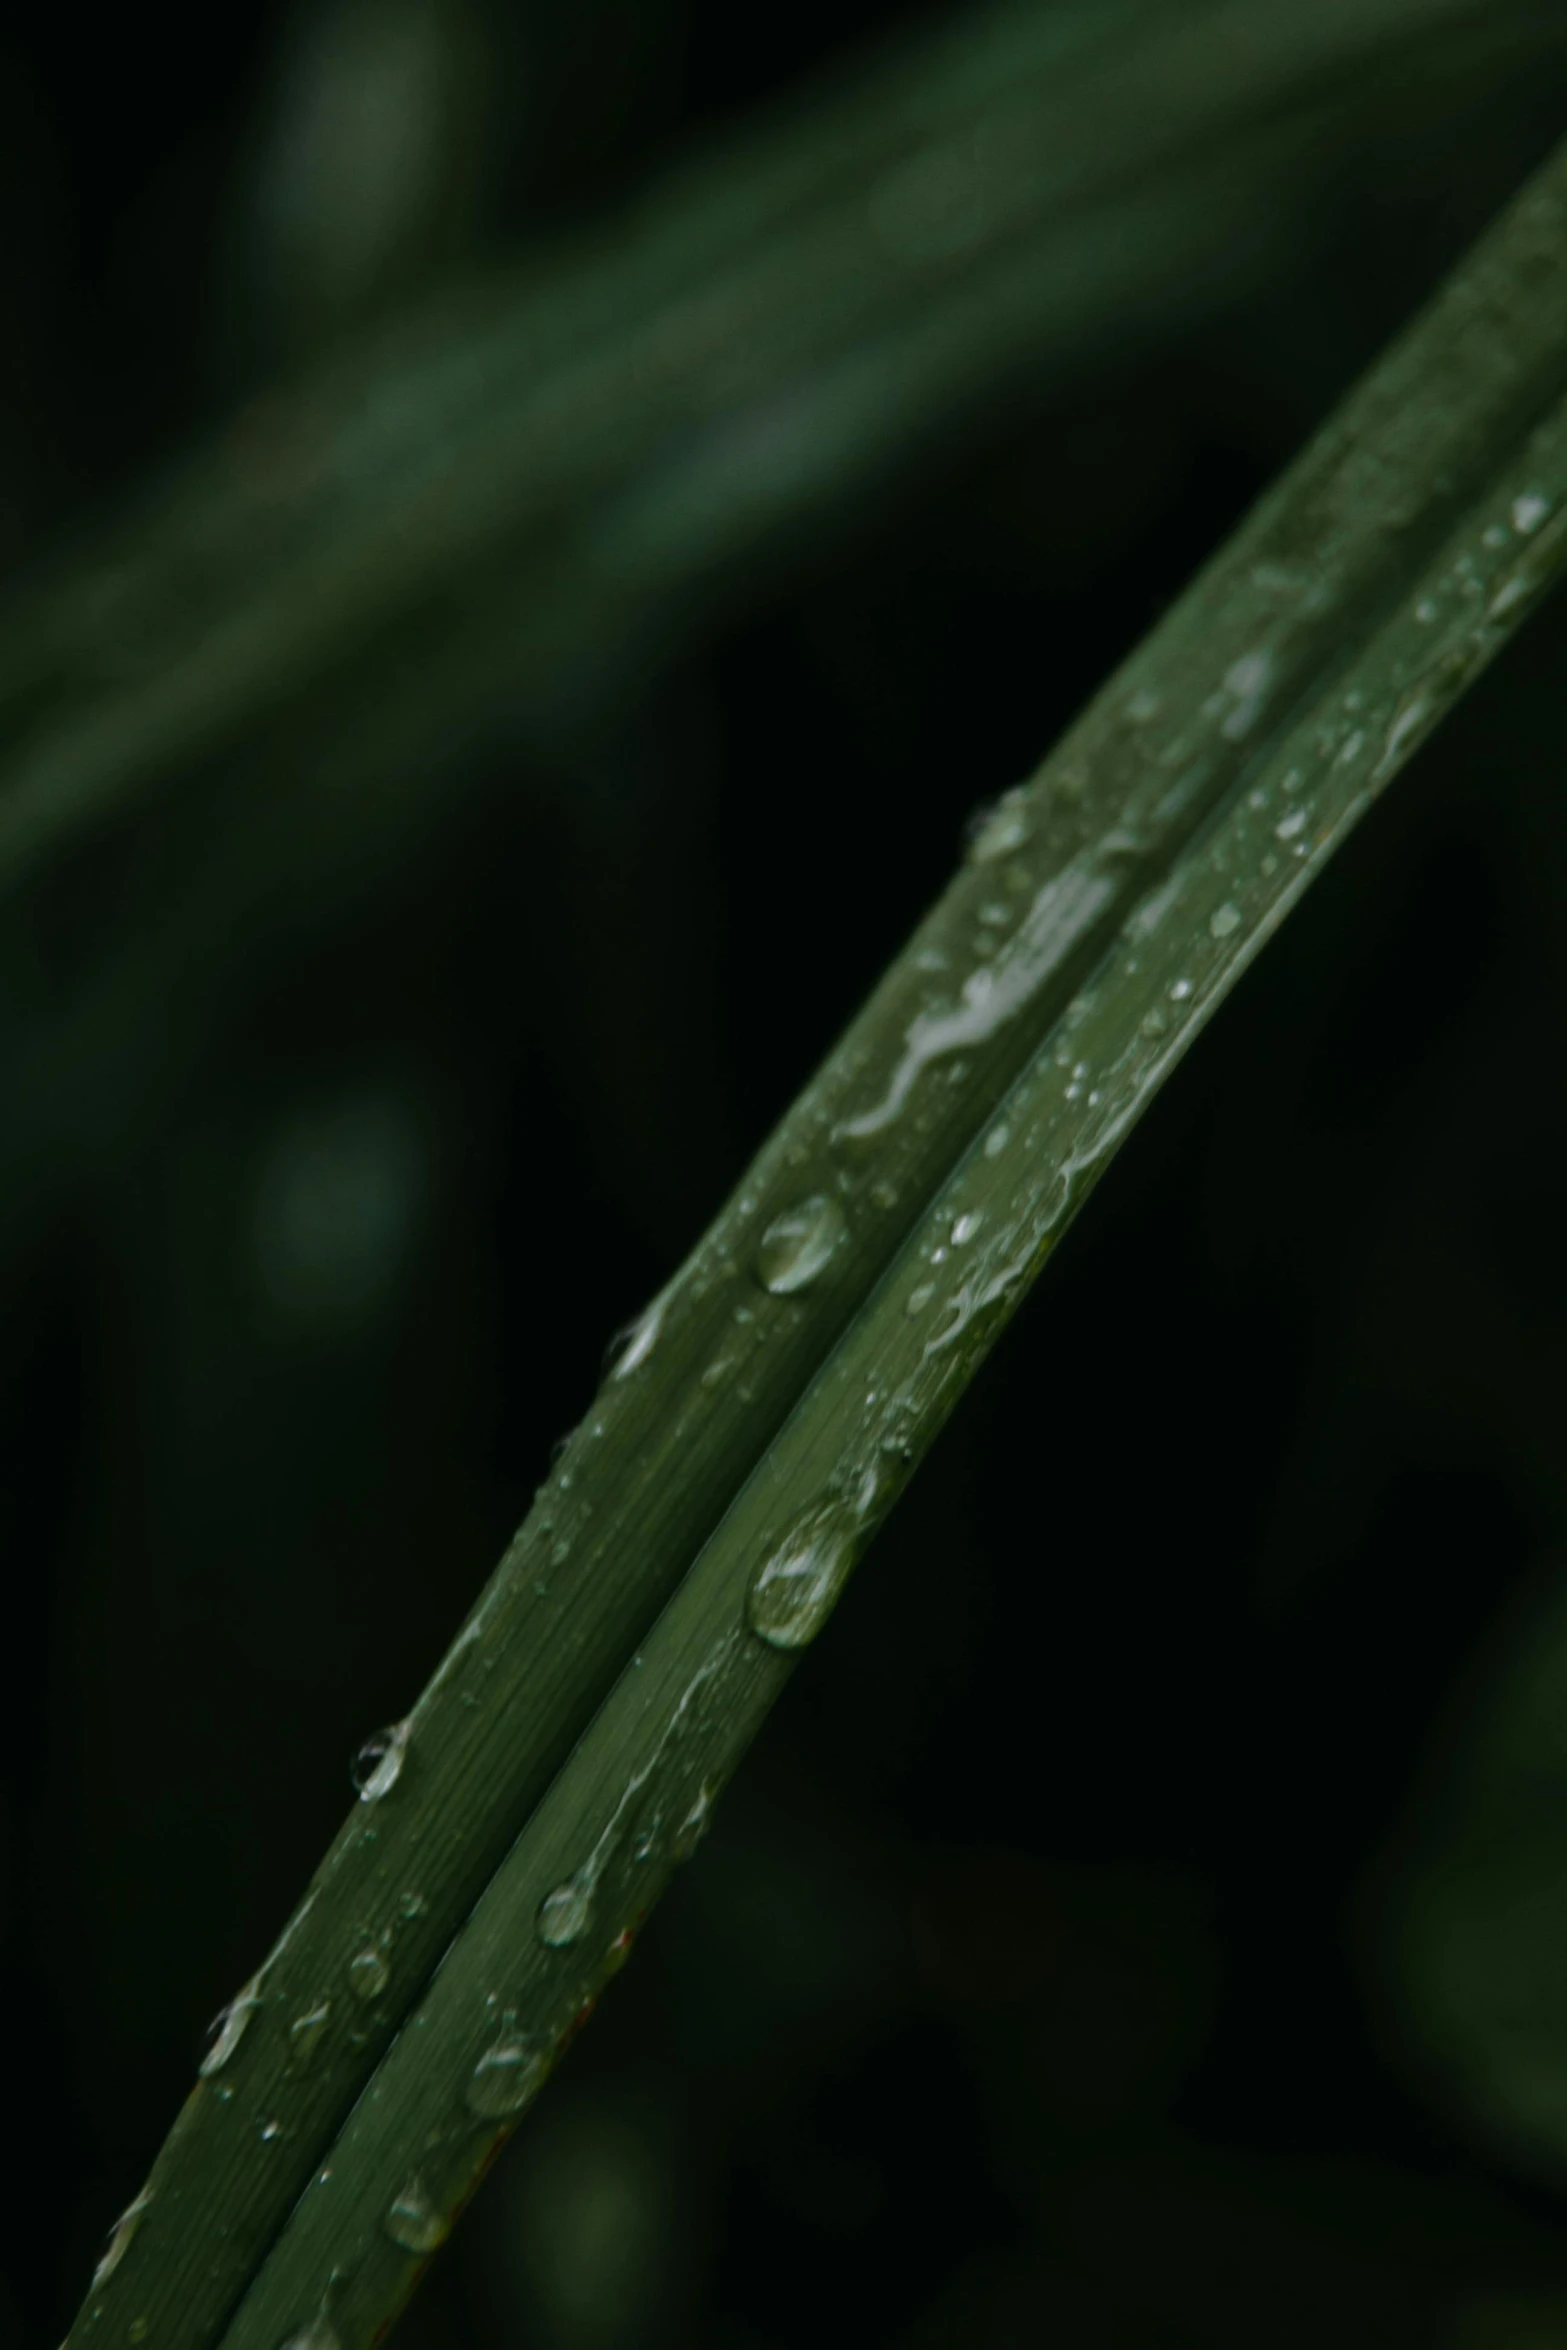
67;127;1567;2350
1;0;1558;899
213;149;1567;2350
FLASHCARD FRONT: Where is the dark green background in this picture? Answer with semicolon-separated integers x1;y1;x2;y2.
5;3;1567;2343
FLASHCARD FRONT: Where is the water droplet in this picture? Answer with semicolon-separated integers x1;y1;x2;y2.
755;1195;848;1295
1275;809;1306;841
259;2118;283;2143
1168;978;1193;1002
385;2177;450;2256
538;1879;593;1948
352;1719;410;1803
281;2323;340;2350
201;1980;261;2077
1512;490;1550;535
1483;523;1509;550
1219;648;1274;739
1125;685;1161;722
398;1890;429;1920
348;1946;390;2002
466;2029;547;2120
951;1211;983;1246
905;1283;936;1315
747;1509;856;1650
672;1784;714;1860
983;1124;1010;1159
631;1822;659;1863
1140;1007;1168;1040
93;2190;153;2289
1414;596;1439;624
1208;902;1241;941
602;1294;665;1382
965;787;1030;862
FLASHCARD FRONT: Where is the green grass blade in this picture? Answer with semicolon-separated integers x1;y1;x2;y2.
70;129;1567;2350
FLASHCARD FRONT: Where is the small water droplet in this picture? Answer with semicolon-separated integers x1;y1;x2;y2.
602;1295;665;1382
1512;490;1550;535
259;2118;283;2143
465;2030;546;2120
1140;1007;1168;1039
201;1980;261;2077
905;1283;936;1315
398;1890;429;1920
755;1195;848;1295
348;1946;390;2002
747;1509;856;1650
1414;596;1439;624
1482;523;1509;550
631;1821;659;1863
1208;902;1241;940
983;1124;1010;1159
280;2323;341;2350
869;1179;899;1211
352;1719;410;1803
951;1210;983;1246
538;1879;593;1948
1126;685;1161;722
1275;808;1306;841
965;787;1030;862
93;2190;154;2290
1168;978;1193;1002
672;1784;715;1860
385;2177;450;2256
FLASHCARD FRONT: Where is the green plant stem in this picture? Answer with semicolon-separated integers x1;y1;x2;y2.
67;126;1567;2350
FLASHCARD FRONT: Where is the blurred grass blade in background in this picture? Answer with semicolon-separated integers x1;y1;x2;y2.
65;109;1567;2350
0;0;1561;888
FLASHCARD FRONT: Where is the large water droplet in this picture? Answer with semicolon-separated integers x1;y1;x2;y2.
538;1879;593;1948
465;2030;546;2120
385;2176;450;2256
951;1210;983;1246
348;1946;390;2002
755;1196;847;1295
747;1511;856;1650
965;787;1031;863
351;1719;410;1802
93;2189;154;2289
201;1979;262;2077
